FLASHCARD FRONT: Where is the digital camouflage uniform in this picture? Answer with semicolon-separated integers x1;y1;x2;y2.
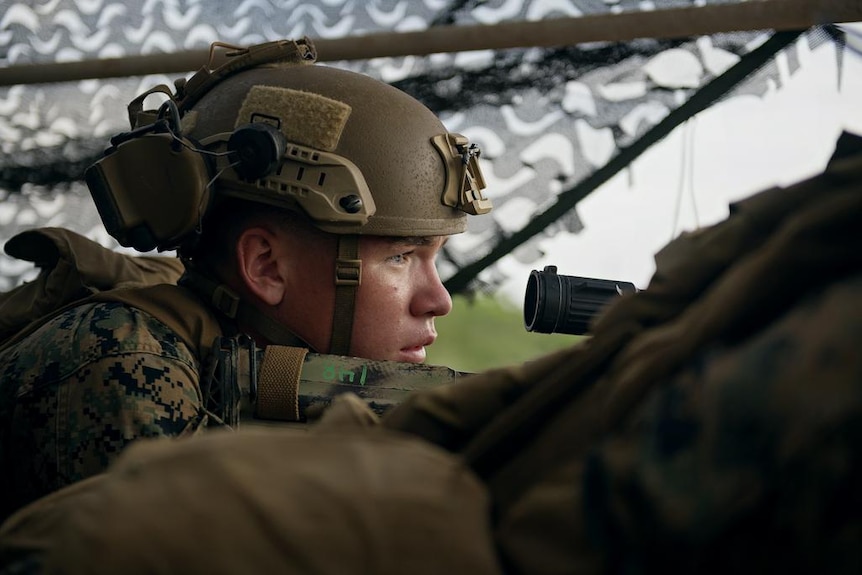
0;227;210;520
0;301;207;517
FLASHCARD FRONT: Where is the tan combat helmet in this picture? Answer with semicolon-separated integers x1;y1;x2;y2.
86;38;491;355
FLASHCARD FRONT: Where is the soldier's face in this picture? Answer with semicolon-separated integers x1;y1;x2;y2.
278;233;452;363
349;235;452;363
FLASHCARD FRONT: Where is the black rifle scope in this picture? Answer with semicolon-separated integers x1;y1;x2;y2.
524;265;637;335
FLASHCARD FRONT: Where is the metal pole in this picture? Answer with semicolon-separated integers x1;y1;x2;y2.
0;0;859;87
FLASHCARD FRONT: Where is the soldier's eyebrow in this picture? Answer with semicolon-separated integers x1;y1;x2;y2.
385;236;449;248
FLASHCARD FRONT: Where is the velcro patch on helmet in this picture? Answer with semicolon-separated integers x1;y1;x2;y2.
235;86;351;152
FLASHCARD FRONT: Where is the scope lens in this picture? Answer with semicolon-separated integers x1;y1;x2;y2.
524;268;563;334
524;268;636;335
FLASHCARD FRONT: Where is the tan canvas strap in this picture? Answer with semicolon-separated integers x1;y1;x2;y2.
254;345;309;421
179;265;308;348
0;227;184;350
329;234;360;356
94;284;224;361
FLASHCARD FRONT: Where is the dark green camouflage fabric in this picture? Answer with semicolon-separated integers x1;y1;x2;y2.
0;301;207;518
382;132;862;575
584;273;862;574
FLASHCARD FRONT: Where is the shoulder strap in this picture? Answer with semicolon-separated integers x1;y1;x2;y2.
91;285;223;360
0;227;220;359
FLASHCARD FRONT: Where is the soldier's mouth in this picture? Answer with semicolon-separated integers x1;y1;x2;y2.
398;345;427;363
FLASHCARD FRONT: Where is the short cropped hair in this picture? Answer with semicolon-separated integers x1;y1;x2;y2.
186;199;318;270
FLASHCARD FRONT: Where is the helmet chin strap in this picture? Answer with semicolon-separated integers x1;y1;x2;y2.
329;234;361;356
181;235;360;355
180;263;309;348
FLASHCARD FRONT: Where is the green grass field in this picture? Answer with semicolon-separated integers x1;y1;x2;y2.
425;294;582;373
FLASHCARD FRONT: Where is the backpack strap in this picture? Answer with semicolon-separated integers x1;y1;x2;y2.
90;284;224;361
0;227;185;351
0;227;226;362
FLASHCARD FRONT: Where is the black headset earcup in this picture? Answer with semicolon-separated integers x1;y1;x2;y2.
85;133;212;252
228;123;287;181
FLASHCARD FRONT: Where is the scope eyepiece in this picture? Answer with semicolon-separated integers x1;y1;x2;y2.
523;266;637;335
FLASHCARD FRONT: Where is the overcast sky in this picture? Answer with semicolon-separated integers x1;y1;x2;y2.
492;27;862;305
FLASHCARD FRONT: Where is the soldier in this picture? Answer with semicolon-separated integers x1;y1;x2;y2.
0;38;492;519
1;130;857;575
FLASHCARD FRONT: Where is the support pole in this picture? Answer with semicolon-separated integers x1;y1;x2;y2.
0;0;859;87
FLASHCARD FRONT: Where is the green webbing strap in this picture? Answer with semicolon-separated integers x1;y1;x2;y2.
255;345;308;421
329;235;361;356
444;28;808;294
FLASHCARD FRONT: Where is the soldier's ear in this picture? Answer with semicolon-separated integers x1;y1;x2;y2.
235;226;287;307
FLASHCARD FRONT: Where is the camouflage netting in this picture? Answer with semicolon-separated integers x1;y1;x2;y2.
0;0;852;293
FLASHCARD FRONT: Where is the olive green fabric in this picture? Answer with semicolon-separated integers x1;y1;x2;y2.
0;227;223;361
3;426;501;575
0;228;184;348
91;284;223;361
0;228;224;519
0;394;367;566
0;476;106;566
